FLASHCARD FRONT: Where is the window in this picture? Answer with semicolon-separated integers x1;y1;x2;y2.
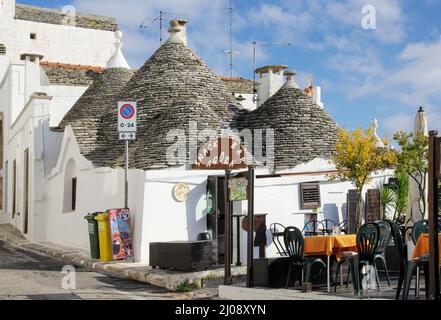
300;182;321;209
71;177;77;211
30;33;37;40
0;44;5;55
63;159;77;212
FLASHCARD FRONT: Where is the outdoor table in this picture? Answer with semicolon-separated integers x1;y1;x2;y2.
304;234;357;293
412;233;441;264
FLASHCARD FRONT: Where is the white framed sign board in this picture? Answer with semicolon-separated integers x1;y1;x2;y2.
118;101;137;140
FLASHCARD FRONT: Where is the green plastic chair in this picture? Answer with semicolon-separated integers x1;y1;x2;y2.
374;220;392;287
411;220;429;245
406;219;441;299
334;223;381;293
283;226;326;289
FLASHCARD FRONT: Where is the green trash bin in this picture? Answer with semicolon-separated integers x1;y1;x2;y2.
84;212;100;259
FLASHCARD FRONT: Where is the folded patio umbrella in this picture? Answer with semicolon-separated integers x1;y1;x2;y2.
405;107;429;226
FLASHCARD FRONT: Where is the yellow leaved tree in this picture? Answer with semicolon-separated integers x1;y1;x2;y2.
330;127;397;230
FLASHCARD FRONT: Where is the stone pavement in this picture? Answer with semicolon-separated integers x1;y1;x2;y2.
218;285;394;300
0;224;246;292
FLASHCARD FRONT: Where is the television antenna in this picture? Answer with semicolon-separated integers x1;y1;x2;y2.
222;0;240;78
252;41;292;102
140;11;187;45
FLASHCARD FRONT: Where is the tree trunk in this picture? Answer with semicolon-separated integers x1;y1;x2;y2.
356;190;363;231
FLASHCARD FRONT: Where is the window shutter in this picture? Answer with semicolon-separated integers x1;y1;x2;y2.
0;44;6;55
300;182;321;209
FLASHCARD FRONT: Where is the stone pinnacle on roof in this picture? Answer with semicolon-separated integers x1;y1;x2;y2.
166;19;188;45
283;69;300;89
106;31;131;69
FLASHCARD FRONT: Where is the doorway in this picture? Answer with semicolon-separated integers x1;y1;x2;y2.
23;148;29;234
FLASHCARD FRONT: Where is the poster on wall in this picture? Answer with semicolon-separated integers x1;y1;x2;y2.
109;208;134;261
228;177;248;201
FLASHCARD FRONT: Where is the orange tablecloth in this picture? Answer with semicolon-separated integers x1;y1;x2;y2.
412;233;441;264
304;235;357;260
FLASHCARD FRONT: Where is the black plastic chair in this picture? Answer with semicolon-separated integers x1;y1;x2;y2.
402;254;430;300
334;223;381;293
270;223;287;256
387;221;407;299
410;219;441;297
320;219;337;235
302;221;325;237
283;226;326;289
373;220;392;287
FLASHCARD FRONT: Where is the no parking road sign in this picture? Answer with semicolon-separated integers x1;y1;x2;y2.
118;101;137;140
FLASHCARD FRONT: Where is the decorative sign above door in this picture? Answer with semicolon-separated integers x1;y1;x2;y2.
192;137;247;170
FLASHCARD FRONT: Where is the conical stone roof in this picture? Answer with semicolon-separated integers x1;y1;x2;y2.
59;67;134;156
237;80;339;169
87;40;241;169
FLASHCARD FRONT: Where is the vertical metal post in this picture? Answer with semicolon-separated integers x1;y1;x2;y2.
159;10;163;45
252;41;256;106
125;140;129;209
229;0;233;78
428;130;440;300
224;169;232;285
246;166;255;287
236;215;241;266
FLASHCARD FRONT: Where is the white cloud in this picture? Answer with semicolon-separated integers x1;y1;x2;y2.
383;113;413;133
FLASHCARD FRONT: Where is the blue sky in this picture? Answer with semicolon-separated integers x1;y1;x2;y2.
19;0;441;139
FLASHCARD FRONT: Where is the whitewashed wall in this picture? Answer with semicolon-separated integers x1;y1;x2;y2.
0;1;116;67
43;85;88;127
44;126;147;259
0;91;52;238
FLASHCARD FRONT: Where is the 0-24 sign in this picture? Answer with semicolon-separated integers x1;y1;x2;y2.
118;101;137;140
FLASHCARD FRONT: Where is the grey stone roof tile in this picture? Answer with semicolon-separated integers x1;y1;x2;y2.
15;4;117;31
235;83;339;169
85;41;240;170
59;67;134;155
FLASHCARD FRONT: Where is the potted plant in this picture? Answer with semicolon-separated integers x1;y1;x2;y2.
384;171;409;273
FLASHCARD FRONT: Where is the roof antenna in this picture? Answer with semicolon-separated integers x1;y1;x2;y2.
223;0;240;78
252;41;292;105
140;10;188;45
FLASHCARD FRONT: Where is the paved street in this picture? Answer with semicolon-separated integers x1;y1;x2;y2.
0;240;216;300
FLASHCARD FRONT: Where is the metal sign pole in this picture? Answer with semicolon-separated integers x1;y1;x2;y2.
246;166;255;288
224;169;232;285
118;101;137;209
125;140;129;209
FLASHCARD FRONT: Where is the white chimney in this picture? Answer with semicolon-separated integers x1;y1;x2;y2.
313;87;324;109
167;19;188;46
255;65;287;107
20;53;43;103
